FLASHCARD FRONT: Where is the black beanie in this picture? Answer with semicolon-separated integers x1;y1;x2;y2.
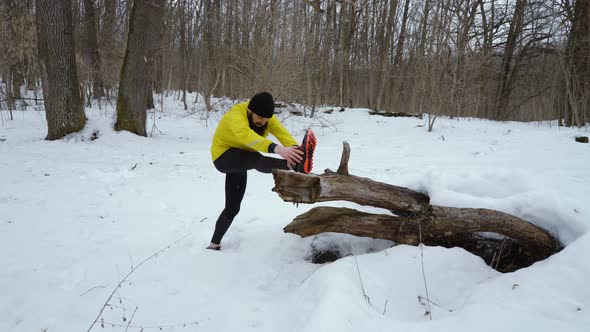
248;92;275;118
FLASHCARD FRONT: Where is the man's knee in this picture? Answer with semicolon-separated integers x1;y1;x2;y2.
224;205;240;219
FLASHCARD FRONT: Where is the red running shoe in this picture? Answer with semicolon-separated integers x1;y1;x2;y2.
295;129;316;174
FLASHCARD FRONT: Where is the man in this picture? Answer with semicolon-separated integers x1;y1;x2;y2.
208;92;316;250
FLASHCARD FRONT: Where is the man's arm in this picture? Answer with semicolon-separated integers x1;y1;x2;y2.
268;117;299;147
267;117;303;166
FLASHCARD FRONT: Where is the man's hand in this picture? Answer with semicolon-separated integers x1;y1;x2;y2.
275;145;303;167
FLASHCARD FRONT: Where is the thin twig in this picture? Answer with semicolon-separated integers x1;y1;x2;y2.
418;221;432;320
397;220;407;244
102;320;200;330
125;306;139;332
87;233;192;332
353;254;371;305
226;64;244;74
418;295;454;312
150;108;164;137
305;236;318;260
114;266;126;315
80;286;106;297
150;121;164;137
105;304;126;310
418;295;441;308
494;238;507;270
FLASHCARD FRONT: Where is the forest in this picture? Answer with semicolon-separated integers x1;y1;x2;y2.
1;0;588;140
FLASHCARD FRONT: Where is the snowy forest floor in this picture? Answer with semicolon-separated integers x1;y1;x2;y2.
1;93;589;332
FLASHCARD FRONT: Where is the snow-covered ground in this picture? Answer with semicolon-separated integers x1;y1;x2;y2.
1;94;589;332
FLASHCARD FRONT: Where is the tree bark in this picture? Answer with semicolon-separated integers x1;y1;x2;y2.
101;0;115;92
273;171;431;216
494;0;527;120
375;0;398;112
565;0;590;127
83;0;104;98
36;0;87;140
3;0;33;99
11;63;24;99
179;0;189;110
115;0;166;136
394;0;411;68
274;142;561;272
154;26;164;94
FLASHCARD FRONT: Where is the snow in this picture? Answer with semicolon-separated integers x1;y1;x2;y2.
1;94;589;332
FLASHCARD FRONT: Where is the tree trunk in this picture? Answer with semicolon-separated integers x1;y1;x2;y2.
179;0;188;111
25;58;37;90
36;0;87;140
154;31;164;94
494;0;527;120
7;66;15;119
418;0;431;57
273;142;561;272
565;0;590;127
11;63;24;99
394;0;411;68
3;0;30;100
114;0;166;136
337;3;344;107
204;68;221;113
83;0;104;98
101;0;115;92
376;0;398;112
391;0;411;107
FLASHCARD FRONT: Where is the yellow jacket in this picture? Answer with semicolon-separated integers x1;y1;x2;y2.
210;101;298;161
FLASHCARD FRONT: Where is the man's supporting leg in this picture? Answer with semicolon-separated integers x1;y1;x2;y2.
210;172;247;245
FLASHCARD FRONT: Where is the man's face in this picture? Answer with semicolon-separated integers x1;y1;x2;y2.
248;110;269;127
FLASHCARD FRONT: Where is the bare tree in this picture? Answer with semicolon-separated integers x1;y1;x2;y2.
1;0;36;107
114;0;166;136
100;0;116;96
83;0;104;99
36;0;87;140
494;0;528;120
563;0;590;127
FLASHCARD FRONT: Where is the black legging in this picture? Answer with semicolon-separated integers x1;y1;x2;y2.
210;148;288;245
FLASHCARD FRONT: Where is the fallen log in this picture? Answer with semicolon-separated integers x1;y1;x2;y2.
273;142;562;272
272;143;430;216
368;111;422;118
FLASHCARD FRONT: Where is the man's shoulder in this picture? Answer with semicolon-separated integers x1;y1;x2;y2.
268;114;283;127
220;101;248;121
229;100;250;114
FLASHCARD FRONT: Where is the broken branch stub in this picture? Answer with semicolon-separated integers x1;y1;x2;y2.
337;141;350;175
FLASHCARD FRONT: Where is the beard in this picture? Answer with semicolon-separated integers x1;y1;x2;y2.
248;112;267;136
